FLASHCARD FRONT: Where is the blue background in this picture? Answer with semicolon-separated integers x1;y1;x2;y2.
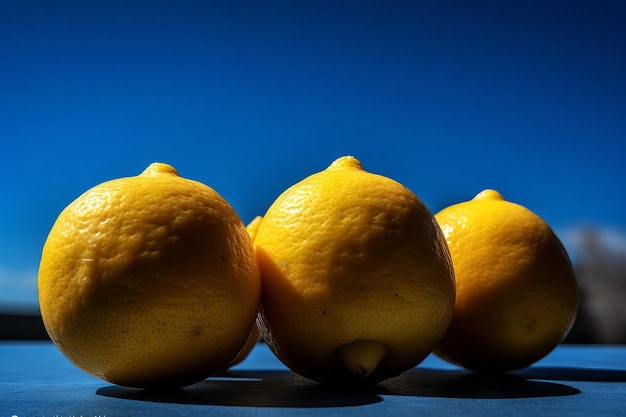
1;1;625;310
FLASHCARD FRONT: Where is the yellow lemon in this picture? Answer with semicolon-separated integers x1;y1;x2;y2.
434;189;579;372
227;216;264;368
245;215;263;242
227;323;261;368
38;163;261;388
254;156;456;383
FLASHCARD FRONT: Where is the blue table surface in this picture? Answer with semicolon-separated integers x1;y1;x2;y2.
1;341;625;417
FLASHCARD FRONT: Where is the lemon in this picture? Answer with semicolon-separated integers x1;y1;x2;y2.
254;156;456;383
38;163;261;388
245;215;263;242
434;189;579;372
227;216;264;368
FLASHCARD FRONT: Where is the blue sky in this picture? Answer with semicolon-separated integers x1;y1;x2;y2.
1;1;625;310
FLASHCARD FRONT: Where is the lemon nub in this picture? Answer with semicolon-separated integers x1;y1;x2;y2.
337;340;388;378
473;189;504;201
327;155;363;171
141;162;180;177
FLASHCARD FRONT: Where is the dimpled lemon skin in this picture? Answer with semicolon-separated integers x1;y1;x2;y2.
38;163;261;388
254;156;456;384
434;190;579;372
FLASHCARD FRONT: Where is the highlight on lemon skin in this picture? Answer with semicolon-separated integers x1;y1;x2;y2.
254;155;456;384
433;189;579;372
38;162;261;388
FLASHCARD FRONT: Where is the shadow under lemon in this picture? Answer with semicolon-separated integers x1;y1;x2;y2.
96;365;582;407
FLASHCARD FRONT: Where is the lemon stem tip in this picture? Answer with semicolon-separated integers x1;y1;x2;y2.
337;340;388;378
142;162;179;177
328;156;363;171
473;189;504;201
